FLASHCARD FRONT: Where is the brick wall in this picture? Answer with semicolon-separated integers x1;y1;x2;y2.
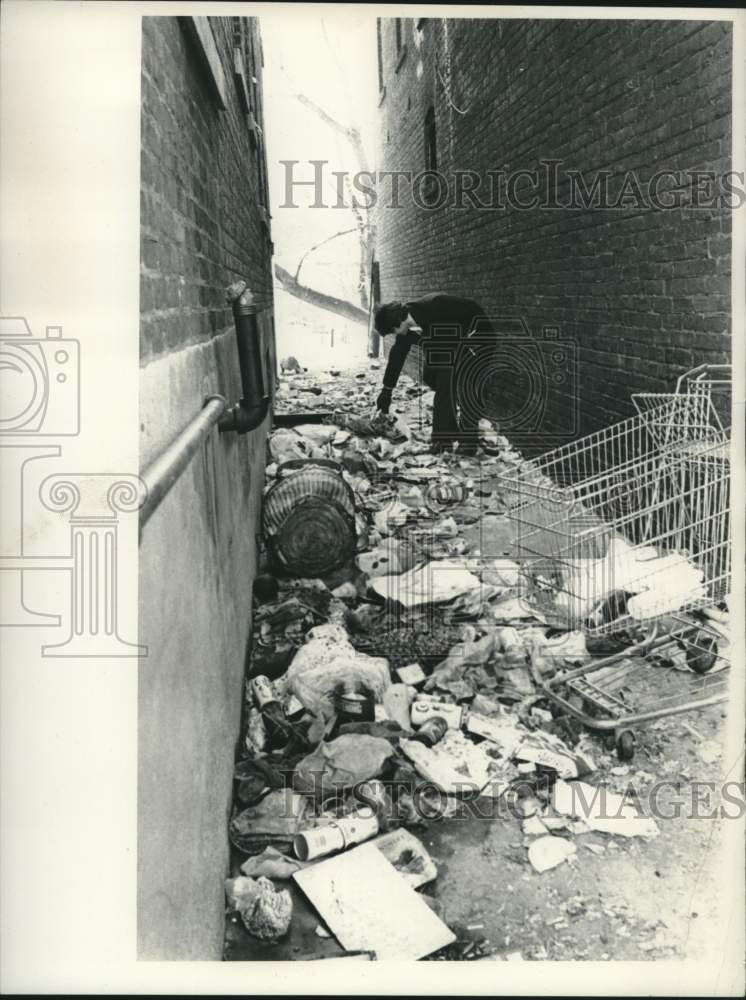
375;18;732;441
138;16;274;960
141;15;273;360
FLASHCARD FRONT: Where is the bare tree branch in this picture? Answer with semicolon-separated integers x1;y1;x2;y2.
274;263;368;325
294;227;358;282
294;93;370;176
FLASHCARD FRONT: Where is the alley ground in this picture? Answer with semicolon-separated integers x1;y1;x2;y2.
224;355;737;964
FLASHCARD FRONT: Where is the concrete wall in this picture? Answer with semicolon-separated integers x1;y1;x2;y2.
375;18;732;440
138;16;273;959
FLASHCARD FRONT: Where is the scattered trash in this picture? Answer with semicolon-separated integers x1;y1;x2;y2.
527;836;577;873
402;729;493;794
372;828;438;888
293;734;394;799
293;842;455;960
371;559;482;608
411;698;464;730
294;809;380;861
383;683;415;730
283;624;391;716
396;663;427;687
332;679;376;725
230;789;311;855
411;715;449;747
514;733;594;780
522;814;549;837
263;461;358;577
225;366;728;962
240;847;307;880
280;356;305;374
226;875;293;941
551;779;660;838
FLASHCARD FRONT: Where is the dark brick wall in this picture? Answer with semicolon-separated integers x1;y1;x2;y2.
375;18;732;439
140;16;273;362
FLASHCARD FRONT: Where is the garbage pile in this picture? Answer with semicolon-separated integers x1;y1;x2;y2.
223;365;725;962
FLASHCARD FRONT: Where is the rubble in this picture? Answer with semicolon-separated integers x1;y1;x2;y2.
222;366;729;962
527;836;577;873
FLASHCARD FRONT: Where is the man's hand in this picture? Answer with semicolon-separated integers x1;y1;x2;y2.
376;387;392;414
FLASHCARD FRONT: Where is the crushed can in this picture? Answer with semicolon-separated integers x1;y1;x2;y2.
411;715;448;747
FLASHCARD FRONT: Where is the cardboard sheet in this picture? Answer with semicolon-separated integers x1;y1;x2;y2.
293;842;455;960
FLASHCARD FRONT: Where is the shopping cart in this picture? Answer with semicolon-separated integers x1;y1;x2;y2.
501;365;732;759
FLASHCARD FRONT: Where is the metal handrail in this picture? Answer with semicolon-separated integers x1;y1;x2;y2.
139;394;227;534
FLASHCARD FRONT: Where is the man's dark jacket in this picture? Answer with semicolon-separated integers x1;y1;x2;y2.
381;293;488;391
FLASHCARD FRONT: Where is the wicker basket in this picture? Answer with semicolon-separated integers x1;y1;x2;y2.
263;460;357;577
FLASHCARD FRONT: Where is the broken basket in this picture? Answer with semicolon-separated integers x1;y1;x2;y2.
262;459;357;577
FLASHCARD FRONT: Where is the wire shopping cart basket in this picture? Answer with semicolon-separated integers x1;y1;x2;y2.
501;365;732;760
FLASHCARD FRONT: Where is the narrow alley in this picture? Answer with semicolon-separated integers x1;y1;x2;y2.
133;11;741;975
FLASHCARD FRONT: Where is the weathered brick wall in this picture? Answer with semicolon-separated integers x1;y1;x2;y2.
138;17;274;960
141;16;273;360
375;18;732;440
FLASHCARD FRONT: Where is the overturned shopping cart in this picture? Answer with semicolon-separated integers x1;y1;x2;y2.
501;365;732;760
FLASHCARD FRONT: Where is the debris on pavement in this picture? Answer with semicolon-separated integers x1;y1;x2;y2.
293;842;455;960
239;846;308;880
527;836;577;873
294;809;380;861
225;874;293;941
551;779;660;838
222;366;729;962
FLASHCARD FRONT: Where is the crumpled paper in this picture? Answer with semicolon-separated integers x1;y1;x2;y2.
269;428;326;465
372;559;482;608
556;537;705;620
225;875;293;940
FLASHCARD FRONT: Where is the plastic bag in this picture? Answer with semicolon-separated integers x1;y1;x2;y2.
281;624;391;716
293;734;394;799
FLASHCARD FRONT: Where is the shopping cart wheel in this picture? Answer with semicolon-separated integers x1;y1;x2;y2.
615;729;636;762
686;632;718;674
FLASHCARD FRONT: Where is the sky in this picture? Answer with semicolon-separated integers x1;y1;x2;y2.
260;10;378;344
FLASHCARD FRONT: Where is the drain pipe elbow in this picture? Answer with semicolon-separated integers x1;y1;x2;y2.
218;399;269;434
219;281;270;435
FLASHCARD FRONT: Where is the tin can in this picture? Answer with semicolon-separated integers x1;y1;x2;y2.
251;674;278;709
332;679;375;724
293;809;379;861
411;716;449;747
